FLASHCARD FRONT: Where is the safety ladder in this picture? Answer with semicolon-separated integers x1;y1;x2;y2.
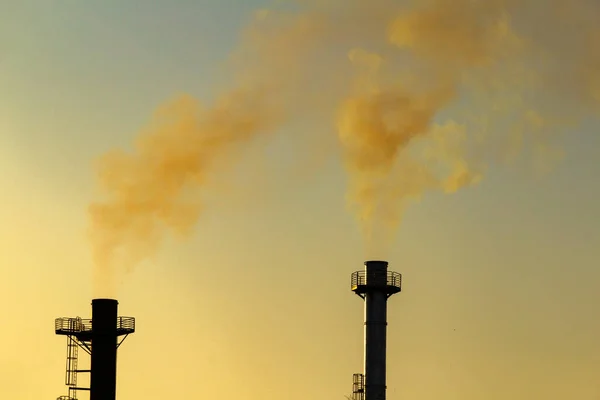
352;373;365;400
65;335;78;399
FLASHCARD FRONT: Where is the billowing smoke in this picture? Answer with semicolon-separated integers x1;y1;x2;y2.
89;0;600;295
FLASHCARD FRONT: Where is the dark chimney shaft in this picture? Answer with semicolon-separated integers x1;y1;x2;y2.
90;298;119;400
351;260;402;400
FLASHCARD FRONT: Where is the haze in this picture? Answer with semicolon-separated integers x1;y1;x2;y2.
1;1;599;399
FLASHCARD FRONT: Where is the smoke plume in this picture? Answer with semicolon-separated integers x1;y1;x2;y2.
89;0;600;294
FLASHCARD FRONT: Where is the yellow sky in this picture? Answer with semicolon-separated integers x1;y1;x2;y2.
1;1;600;399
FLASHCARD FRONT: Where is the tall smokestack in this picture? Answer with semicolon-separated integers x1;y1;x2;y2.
90;299;119;400
351;260;401;400
54;299;135;400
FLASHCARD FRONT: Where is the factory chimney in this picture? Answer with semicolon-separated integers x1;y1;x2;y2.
54;298;135;400
350;260;401;400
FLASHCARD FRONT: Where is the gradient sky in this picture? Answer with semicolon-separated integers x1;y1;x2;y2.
1;1;600;399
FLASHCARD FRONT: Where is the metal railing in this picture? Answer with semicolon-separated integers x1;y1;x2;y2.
55;318;92;333
118;317;135;332
351;270;402;289
55;317;135;333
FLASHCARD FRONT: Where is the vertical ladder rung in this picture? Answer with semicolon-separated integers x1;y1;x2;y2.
65;336;78;388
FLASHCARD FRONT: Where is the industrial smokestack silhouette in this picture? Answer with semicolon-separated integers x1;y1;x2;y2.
90;299;119;400
351;261;401;400
55;298;135;400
